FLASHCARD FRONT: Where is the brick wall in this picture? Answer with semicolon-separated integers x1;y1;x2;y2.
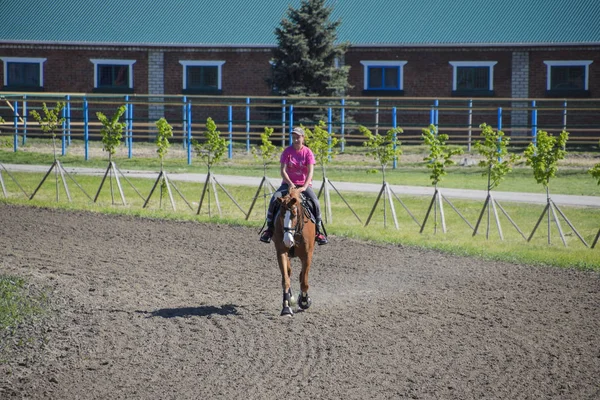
1;43;598;142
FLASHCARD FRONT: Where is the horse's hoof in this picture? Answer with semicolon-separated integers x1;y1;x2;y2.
288;290;297;307
280;306;294;316
299;295;312;310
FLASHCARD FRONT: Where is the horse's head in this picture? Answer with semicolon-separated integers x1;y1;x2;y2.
276;188;303;248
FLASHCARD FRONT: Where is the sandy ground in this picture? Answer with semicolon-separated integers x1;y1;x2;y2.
0;204;599;399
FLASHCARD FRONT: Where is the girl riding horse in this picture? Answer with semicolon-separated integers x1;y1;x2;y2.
260;126;327;245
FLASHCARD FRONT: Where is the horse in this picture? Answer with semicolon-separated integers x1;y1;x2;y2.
272;188;316;316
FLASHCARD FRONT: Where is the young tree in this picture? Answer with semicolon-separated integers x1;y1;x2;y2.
524;130;587;247
524;129;569;188
251;126;279;174
360;125;410;229
30;102;66;159
271;0;350;98
193;117;228;171
155;117;173;170
422;125;463;186
305;121;339;176
475;123;520;191
360;125;403;180
473;123;523;239
420;125;468;234
97;105;127;162
193;118;245;218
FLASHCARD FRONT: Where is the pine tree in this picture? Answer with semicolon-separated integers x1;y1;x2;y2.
271;0;351;107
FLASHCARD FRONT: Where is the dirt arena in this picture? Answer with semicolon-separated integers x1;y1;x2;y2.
1;204;599;399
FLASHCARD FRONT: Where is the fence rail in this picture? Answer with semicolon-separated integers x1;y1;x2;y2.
1;93;599;163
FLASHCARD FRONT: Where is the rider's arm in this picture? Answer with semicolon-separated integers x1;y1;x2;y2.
280;162;295;188
299;163;314;192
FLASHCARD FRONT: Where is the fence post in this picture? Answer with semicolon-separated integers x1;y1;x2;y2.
61;102;67;155
340;98;345;152
429;101;435;127
187;100;192;165
563;100;567;131
125;95;130;150
228;105;233;159
83;98;89;161
13;100;18;152
281;98;286;148
126;97;133;159
392;106;397;169
434;99;439;131
246;97;250;153
22;95;27;146
497;107;503;161
467;99;473;152
531;100;537;146
66;95;71;145
182;96;187;150
375;98;379;135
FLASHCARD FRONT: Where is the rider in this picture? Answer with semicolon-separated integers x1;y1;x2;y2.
260;126;328;245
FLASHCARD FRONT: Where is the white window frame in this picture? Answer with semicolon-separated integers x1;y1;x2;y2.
179;60;225;90
360;60;407;90
543;60;592;90
0;57;47;87
90;59;136;88
449;61;497;91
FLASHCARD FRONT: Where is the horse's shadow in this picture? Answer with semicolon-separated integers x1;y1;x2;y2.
140;304;239;319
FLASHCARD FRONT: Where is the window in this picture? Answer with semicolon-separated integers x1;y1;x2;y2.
90;59;135;93
1;57;46;91
360;61;407;95
179;60;225;94
449;61;497;96
544;60;592;97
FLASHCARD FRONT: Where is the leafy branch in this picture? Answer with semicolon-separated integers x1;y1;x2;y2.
360;125;403;179
305;121;340;176
524;129;569;188
96;105;127;160
155;117;173;170
193;117;229;170
422;124;463;186
474;123;520;190
30;102;66;159
251;126;279;173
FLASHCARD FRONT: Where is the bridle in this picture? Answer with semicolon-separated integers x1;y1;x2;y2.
280;193;306;241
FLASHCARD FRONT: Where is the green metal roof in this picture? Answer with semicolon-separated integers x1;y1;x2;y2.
1;0;599;47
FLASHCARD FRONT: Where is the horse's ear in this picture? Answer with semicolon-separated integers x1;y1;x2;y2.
289;198;297;206
276;197;284;204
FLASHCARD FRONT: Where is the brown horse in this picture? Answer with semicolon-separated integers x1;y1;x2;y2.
272;188;316;316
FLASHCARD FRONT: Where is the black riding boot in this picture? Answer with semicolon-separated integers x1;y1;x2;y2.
315;219;328;245
260;220;274;243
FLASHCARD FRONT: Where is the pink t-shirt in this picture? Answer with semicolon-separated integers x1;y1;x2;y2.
280;145;315;186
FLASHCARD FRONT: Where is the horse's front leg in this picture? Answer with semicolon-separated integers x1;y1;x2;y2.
277;252;294;316
298;251;313;310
